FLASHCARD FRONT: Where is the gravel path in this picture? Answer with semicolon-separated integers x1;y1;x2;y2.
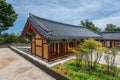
0;48;54;80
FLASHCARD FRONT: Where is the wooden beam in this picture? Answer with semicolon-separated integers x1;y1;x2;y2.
48;43;51;61
66;42;68;53
34;37;36;55
36;45;42;47
21;21;29;38
56;43;58;57
112;40;115;48
22;23;31;38
58;43;59;56
73;42;75;47
30;23;48;41
31;42;32;54
62;43;65;56
42;38;44;59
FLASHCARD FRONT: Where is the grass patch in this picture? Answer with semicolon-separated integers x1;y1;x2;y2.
52;59;120;80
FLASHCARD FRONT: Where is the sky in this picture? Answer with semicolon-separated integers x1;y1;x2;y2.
3;0;120;34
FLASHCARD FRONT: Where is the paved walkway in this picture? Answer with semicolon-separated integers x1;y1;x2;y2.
0;48;55;80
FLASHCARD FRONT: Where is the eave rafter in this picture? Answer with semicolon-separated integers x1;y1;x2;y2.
21;21;39;38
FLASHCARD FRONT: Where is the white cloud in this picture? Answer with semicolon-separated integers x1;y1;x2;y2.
6;0;120;30
14;0;104;21
93;15;120;30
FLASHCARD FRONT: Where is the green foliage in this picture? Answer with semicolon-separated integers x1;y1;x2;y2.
69;38;104;70
53;59;120;80
104;48;119;75
8;33;18;43
20;37;30;44
69;46;84;67
67;38;119;80
104;24;120;31
81;38;104;52
2;32;9;43
81;20;101;32
0;0;18;33
0;35;4;43
0;32;30;44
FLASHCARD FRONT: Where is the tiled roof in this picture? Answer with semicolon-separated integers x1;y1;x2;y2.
98;32;120;40
27;13;101;39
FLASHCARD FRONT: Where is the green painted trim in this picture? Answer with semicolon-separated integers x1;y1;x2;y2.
49;39;82;43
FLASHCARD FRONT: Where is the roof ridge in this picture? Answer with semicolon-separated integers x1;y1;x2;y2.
29;13;84;28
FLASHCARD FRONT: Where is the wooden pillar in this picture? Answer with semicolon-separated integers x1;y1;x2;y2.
58;43;59;55
31;38;35;54
56;43;58;57
112;40;115;48
34;37;36;55
103;40;106;47
64;42;66;54
76;42;78;47
74;41;77;47
31;43;32;54
100;40;103;47
54;43;57;58
42;38;44;59
31;38;33;54
48;43;51;61
62;43;65;56
66;42;68;53
68;42;69;54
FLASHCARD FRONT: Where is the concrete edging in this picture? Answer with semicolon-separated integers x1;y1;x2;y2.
9;46;70;80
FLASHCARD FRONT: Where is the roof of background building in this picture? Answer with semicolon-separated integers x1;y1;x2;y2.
98;32;120;40
25;13;101;39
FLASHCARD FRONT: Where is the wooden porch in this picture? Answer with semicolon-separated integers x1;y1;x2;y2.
49;42;78;61
101;40;120;48
31;34;80;61
50;52;73;61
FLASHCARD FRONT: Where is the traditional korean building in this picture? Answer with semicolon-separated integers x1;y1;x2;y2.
98;32;120;48
21;13;101;61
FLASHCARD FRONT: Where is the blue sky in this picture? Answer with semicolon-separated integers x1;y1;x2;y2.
3;0;120;34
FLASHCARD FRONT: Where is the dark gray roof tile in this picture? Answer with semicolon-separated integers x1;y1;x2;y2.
98;32;120;40
28;13;101;39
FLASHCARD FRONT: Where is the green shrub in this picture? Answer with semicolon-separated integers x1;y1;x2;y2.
20;37;30;44
1;33;30;44
0;35;4;43
53;59;120;80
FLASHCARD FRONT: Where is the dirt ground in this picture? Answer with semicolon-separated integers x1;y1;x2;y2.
0;48;54;80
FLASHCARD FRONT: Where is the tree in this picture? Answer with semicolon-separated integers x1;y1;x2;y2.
81;20;101;32
8;33;18;43
2;32;9;43
116;27;120;31
81;38;104;70
0;0;18;33
69;38;104;70
69;46;84;67
104;24;117;31
0;35;4;43
1;32;30;43
104;48;118;75
104;24;120;31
